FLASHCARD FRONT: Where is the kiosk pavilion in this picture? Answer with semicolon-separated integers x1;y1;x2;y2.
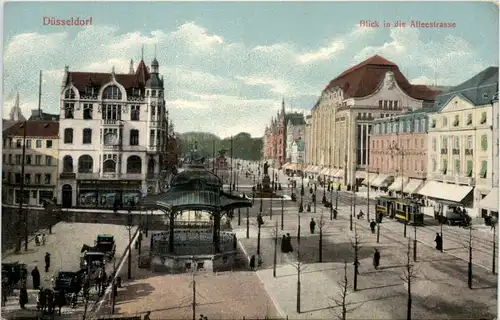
140;145;252;272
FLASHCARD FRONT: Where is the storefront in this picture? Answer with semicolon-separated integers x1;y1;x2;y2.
77;180;142;208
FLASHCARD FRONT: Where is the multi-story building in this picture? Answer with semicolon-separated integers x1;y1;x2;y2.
369;108;434;195
419;67;498;217
307;55;439;189
480;96;499;216
290;138;305;165
57;56;169;208
2;120;59;206
304;115;312;166
284;113;306;163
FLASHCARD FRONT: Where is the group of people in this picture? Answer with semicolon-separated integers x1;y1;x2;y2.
280;233;293;253
34;233;47;247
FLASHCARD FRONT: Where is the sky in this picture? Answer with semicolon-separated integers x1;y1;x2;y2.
3;1;499;138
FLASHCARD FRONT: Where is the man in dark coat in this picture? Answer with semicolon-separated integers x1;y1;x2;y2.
373;249;381;269
249;255;256;270
257;213;264;226
281;235;287;253
55;290;66;315
19;284;28;309
286;233;293;252
31;266;41;289
435;233;443;251
45;252;51;272
310;218;316;234
370;220;377;234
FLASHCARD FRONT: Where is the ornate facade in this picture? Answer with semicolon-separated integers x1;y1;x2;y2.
306;55;439;189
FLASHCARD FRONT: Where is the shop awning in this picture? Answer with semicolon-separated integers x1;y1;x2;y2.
288;163;300;171
388;176;409;192
320;167;329;175
304;165;313;173
417;181;473;203
328;168;339;177
479;188;499;211
334;169;344;178
371;174;393;187
312;166;321;173
403;179;424;194
355;171;366;179
362;173;378;185
282;163;291;170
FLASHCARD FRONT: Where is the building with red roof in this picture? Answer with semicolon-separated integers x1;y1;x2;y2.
305;55;440;189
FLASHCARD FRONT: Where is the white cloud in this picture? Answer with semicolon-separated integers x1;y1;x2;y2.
297;26;376;64
236;76;290;94
353;28;491;86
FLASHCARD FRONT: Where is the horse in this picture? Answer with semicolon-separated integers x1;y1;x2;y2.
81;244;95;253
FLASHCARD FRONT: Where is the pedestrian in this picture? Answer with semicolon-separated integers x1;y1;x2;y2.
55;290;66;315
144;311;151;320
2;279;8;306
48;224;52;234
41;233;46;245
306;203;311;212
257;213;264;226
249;255;256;270
333;208;338;219
286;233;293;252
281;235;287;253
435;233;443;251
309;218;316;234
19;284;28;309
373;249;381;269
35;234;40;246
31;266;41;289
45;252;51;272
370;220;377;234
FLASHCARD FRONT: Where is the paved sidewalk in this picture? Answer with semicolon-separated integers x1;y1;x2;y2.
236;205;497;319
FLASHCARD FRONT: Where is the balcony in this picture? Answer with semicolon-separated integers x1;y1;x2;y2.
452;149;460;155
101;172;120;180
147;144;161;154
60;172;76;179
465;149;473;156
100;119;124;127
433;173;475;186
149;121;164;128
102;143;122;151
440;148;448;155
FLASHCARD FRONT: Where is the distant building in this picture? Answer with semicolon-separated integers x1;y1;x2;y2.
304;115;312;166
29;109;60;121
2;120;59;206
290;138;305;164
285;113;306;163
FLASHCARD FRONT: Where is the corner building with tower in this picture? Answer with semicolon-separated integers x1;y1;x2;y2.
57;56;170;208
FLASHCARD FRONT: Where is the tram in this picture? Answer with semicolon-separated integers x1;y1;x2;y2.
375;196;397;219
393;198;424;225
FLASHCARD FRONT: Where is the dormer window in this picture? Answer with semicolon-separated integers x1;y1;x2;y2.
132;88;141;96
86;86;95;96
103;85;122;100
483;93;488;100
65;88;76;100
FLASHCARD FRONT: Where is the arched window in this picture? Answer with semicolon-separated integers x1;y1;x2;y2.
147;159;155;174
78;155;93;173
127;156;142;174
63;156;73;172
64;88;76;99
64;128;73;144
103;159;116;173
102;85;122;100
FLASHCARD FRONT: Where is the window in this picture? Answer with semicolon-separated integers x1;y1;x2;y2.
453;114;460;127
103;85;122;100
406;120;411;132
45;156;52;166
63;156;73;172
151;105;156;120
44;174;51;184
103;159;116;173
64;103;75;119
453;136;460;149
83;104;93;120
78;155;93;173
25;155;31;165
481;135;488;150
24;174;31;185
421;119;426;131
420;138;424;149
131;105;140;121
130;129;139;146
35;155;41;165
36;140;42;148
150;130;155;146
31;190;37;199
15;155;21;164
15;173;21;183
103;104;122;120
8;154;12;164
35;174;41;184
431;137;437;151
26;140;31;148
83;128;92;144
388;101;393;109
466;113;472;125
383;100;388;109
441;159;448;174
378;100;383;108
466;160;473;177
394;101;398;109
152;90;156;97
466;135;473;149
420;160;424;171
414;119;420;132
64;128;74;144
480;111;487;124
46;140;52;148
126;155;142;173
454;159;460;175
441;136;448;149
432;158;437;172
479;160;487;178
431;118;436;128
64;88;76;99
442;116;448;127
16;139;22;148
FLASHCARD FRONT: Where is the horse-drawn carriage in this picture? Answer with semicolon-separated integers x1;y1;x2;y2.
2;262;27;289
53;271;82;293
80;250;106;270
94;234;116;258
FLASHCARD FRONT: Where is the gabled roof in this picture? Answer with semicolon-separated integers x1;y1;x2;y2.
314;55;439;110
3;120;59;138
66;59;151;91
433;67;499;109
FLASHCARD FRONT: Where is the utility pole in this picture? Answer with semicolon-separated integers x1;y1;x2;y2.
367;135;371;222
281;195;284;231
468;225;473;289
493;224;496;274
16;121;28;252
230;136;233;193
273;220;278;277
246;208;249;239
126;210;133;279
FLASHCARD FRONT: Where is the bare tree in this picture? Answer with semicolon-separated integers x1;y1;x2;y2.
350;223;362;291
270;220;279;277
330;261;359;320
319;213;326;262
400;237;418;320
290;242;306;313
